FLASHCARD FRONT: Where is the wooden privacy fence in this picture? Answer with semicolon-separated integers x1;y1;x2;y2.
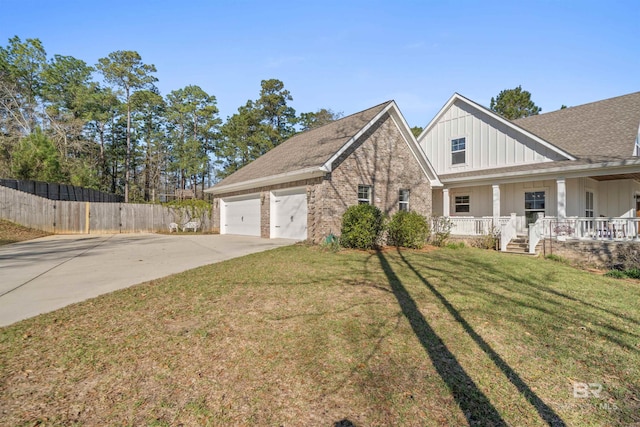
0;186;212;234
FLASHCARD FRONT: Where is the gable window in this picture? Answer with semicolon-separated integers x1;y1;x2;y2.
455;195;470;213
525;191;545;225
399;189;410;211
358;185;372;205
451;137;466;165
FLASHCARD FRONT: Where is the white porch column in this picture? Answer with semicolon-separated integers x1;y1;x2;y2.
492;184;501;220
557;178;566;219
443;188;450;217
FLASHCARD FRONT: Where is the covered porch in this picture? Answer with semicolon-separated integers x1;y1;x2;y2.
435;174;640;252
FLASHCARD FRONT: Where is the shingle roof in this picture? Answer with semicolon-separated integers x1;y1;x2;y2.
513;91;640;161
213;101;393;188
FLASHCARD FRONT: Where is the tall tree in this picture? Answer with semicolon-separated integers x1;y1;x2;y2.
82;85;120;192
41;54;95;158
489;85;541;120
131;88;165;201
256;78;297;151
298;108;343;131
0;36;47;134
217;79;297;178
165;85;220;194
96;51;157;202
217;100;263;178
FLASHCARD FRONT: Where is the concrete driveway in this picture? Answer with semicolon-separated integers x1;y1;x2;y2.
0;233;295;327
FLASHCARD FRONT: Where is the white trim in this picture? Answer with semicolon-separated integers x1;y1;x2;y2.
440;158;640;187
417;93;576;161
205;167;325;195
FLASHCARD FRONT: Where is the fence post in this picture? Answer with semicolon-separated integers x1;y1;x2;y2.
85;202;90;234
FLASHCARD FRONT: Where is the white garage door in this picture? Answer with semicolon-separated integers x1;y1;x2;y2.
221;195;261;236
271;188;307;240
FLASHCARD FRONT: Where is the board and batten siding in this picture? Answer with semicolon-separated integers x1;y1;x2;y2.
420;100;566;175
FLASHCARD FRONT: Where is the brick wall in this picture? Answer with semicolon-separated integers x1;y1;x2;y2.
313;112;432;241
542;239;640;268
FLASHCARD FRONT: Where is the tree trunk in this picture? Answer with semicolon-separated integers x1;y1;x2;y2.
124;87;131;203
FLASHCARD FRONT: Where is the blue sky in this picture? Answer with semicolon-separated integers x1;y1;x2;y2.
1;0;638;128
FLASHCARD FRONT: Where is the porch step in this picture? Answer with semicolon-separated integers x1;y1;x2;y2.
504;235;540;255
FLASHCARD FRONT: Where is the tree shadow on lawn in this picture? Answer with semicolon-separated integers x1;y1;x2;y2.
376;249;566;427
415;252;640;352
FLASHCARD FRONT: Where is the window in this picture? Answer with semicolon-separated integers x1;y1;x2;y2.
455;195;470;213
451;137;466;165
585;191;594;218
525;191;545;225
358;185;372;205
399;189;410;211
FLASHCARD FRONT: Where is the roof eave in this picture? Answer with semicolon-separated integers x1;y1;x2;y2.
440;158;640;185
205;167;327;195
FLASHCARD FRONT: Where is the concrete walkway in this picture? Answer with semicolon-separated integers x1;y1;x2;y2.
0;233;295;326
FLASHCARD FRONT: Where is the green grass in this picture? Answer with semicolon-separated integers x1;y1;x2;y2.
1;245;638;426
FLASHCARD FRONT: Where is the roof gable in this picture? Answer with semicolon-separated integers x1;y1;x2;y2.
207;101;440;194
418;93;576;161
417;93;575;176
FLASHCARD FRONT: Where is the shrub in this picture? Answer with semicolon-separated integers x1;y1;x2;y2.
340;204;384;249
604;270;626;279
430;215;453;247
387;211;430;249
623;268;640;279
164;199;211;225
470;227;500;250
445;242;465;249
545;254;569;264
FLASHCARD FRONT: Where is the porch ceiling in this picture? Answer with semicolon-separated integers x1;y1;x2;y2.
591;173;640;182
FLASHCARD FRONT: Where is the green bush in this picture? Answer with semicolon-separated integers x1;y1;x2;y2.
545;254;569;264
387;211;430;249
340;204;384;249
445;242;465;249
604;270;626;279
164;199;212;224
623;268;640;279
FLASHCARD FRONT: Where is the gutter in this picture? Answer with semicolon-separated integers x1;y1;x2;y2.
205;167;327;195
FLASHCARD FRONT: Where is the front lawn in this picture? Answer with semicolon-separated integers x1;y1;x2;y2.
0;245;638;426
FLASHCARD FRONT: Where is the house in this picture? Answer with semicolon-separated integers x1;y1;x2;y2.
417;91;640;251
205;101;440;242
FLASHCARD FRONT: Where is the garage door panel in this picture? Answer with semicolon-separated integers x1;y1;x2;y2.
272;191;307;240
222;196;260;236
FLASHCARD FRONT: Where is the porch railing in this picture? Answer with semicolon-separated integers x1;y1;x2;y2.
529;216;640;253
449;216;505;236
